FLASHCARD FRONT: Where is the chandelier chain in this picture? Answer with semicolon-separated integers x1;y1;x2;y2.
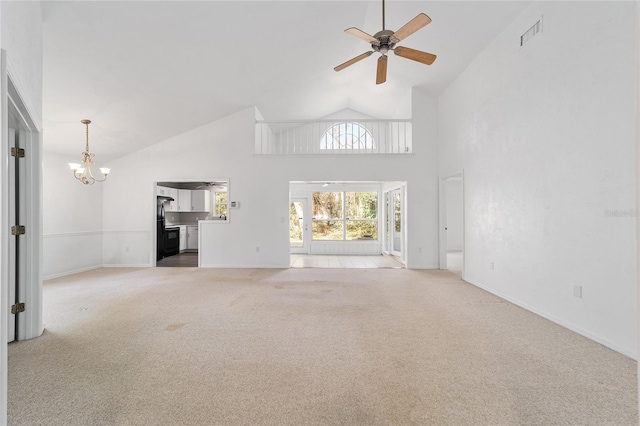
85;121;90;153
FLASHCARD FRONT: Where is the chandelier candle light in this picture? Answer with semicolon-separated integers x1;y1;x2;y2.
68;119;110;184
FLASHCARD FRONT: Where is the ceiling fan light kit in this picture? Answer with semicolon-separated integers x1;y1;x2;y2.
335;0;437;85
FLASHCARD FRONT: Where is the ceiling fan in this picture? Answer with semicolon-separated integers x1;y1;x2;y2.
195;182;226;190
334;0;437;85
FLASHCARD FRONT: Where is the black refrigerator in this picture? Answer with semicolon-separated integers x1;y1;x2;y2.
156;196;173;261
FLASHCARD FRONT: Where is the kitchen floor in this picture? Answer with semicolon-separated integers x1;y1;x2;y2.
157;252;198;267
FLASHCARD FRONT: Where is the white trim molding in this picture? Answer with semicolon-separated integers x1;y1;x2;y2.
466;277;637;360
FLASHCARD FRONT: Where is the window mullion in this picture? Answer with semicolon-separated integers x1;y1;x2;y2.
342;192;346;241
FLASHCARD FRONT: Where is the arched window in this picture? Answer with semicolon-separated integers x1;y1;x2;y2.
320;122;374;150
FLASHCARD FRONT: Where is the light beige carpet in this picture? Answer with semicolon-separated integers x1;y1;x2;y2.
8;267;638;425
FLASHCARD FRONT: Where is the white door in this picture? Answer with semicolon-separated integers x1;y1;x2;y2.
390;188;403;258
289;198;309;254
384;192;390;254
439;173;465;275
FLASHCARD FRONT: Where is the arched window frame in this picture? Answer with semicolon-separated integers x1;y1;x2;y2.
320;122;375;151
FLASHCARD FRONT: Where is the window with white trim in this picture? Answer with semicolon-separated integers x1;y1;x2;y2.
312;191;378;240
215;192;227;216
320;122;375;150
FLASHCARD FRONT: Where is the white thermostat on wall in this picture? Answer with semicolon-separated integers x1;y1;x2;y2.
230;201;239;209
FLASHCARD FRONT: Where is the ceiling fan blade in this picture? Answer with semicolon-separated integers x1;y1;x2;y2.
345;27;378;44
391;13;432;43
376;55;388;85
394;46;437;65
334;51;373;72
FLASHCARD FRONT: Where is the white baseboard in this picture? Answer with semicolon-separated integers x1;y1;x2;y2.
43;265;101;281
102;264;152;268
199;264;289;269
465;277;637;360
407;264;439;270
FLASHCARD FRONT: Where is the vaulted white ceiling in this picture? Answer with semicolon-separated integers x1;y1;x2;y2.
41;1;530;162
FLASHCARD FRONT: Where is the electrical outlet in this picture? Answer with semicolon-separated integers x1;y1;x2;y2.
256;246;260;253
573;285;582;298
489;261;494;270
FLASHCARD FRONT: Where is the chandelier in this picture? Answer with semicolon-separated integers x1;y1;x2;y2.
68;119;110;185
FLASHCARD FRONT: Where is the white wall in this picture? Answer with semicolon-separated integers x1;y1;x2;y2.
438;1;638;357
102;88;439;269
1;1;43;126
43;151;103;279
445;178;463;251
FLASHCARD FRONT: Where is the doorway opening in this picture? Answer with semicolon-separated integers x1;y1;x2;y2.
289;181;405;268
154;179;229;268
439;173;464;276
289;198;308;254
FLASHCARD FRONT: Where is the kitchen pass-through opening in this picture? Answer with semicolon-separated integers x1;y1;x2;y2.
155;180;229;267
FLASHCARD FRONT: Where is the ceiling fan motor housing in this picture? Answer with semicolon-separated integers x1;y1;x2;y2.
372;30;396;54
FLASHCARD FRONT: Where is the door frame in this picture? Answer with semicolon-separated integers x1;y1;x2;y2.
439;171;465;276
382;185;405;261
1;49;44;424
1;51;7;424
8;75;43;342
389;187;404;259
289;197;309;254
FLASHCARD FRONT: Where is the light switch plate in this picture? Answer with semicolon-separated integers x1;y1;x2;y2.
573;285;582;298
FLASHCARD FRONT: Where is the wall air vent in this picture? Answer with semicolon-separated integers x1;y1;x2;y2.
520;17;542;47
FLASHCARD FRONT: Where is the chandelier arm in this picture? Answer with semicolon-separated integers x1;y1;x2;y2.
93;172;108;182
83;167;95;185
87;163;97;181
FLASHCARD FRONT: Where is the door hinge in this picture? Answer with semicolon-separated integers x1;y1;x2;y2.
11;303;25;315
11;225;26;235
10;147;25;158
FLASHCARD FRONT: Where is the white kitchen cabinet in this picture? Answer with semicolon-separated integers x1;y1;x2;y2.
186;226;198;250
179;225;187;252
156;185;170;196
167;188;179;212
178;189;191;212
191;190;211;212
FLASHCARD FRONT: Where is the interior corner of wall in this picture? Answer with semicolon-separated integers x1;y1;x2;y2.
254;106;265;121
